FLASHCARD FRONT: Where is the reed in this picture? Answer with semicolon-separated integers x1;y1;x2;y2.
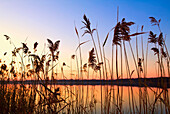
81;14;102;81
0;10;169;114
75;25;83;80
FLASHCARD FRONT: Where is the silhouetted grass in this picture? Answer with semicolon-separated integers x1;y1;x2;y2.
0;10;169;114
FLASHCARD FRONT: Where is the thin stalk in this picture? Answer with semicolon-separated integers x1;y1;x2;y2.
141;28;146;78
115;6;119;80
102;47;108;79
78;37;83;80
136;26;139;77
120;42;123;79
145;41;149;77
70;58;72;79
51;57;54;80
129;41;139;78
116;45;119;79
157;45;163;78
163;35;170;77
105;58;112;79
88;63;90;79
21;49;26;81
123;41;131;78
111;44;114;80
75;52;79;80
44;43;46;80
75;25;83;79
96;28;105;79
161;54;165;77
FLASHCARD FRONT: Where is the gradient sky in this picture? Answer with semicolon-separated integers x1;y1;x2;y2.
0;0;169;79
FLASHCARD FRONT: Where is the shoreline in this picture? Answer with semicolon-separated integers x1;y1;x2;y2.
0;77;169;88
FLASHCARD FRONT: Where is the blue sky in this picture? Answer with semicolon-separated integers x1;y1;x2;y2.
0;0;169;78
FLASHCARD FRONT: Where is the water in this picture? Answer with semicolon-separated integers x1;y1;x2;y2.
0;84;169;114
57;85;169;114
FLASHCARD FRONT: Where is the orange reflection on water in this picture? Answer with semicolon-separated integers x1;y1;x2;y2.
1;84;169;113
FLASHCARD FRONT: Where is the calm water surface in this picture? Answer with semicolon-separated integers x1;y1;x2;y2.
2;84;170;114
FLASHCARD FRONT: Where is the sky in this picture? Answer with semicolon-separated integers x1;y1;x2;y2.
0;0;169;79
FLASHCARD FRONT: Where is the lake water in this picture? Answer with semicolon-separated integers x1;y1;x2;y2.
1;84;169;114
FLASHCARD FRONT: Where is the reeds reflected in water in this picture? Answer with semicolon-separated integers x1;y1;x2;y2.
0;8;169;114
0;84;169;113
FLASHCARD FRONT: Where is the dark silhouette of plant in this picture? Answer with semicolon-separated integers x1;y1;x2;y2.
33;42;38;52
148;31;157;44
47;39;60;61
29;54;45;75
138;58;143;73
102;32;110;79
1;64;7;71
113;22;121;45
88;48;96;68
22;43;29;54
34;42;38;49
88;48;101;73
112;18;145;79
81;14;102;79
121;18;145;78
4;35;10;40
149;17;169;77
148;31;167;77
149;17;161;31
47;39;60;80
158;33;164;47
83;63;87;72
151;48;159;55
71;55;75;59
70;55;75;79
74;25;90;79
148;31;164;77
113;22;122;80
4;52;7;56
74;25;83;79
119;18;135;40
161;48;167;58
63;62;66;66
81;15;96;37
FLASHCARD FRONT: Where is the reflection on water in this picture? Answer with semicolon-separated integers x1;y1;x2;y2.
0;84;169;114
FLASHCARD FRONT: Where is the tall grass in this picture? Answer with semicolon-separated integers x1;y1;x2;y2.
0;10;169;114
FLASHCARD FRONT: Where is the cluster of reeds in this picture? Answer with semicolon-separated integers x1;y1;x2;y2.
0;35;71;113
0;9;169;114
1;35;62;81
0;83;78;113
72;13;148;82
71;14;170;85
146;17;169;78
71;12;169;113
0;15;169;82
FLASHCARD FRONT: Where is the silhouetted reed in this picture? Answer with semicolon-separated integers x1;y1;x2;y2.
0;10;169;114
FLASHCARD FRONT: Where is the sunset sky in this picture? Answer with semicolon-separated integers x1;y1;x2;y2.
0;0;169;79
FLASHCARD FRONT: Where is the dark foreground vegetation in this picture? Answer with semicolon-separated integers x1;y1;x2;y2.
0;83;170;114
0;8;169;113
